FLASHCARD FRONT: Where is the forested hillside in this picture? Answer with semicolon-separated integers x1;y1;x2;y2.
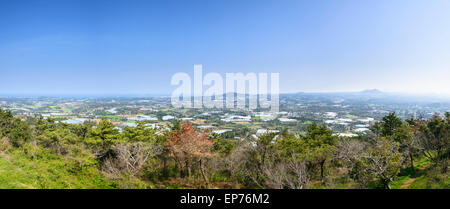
0;108;448;189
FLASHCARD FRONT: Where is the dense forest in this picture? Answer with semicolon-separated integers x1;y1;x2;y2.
0;108;448;189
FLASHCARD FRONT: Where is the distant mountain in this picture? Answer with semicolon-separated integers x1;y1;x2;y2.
360;89;383;94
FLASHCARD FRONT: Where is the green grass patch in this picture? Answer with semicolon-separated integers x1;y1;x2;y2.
409;163;449;189
302;121;313;125
344;114;359;119
104;115;125;120
0;147;114;189
390;157;430;189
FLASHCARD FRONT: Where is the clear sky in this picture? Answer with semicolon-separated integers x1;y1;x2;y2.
1;0;449;96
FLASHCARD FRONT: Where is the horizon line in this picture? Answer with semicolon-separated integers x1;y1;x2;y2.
1;89;450;98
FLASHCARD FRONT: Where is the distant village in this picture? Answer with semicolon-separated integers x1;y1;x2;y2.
1;93;449;141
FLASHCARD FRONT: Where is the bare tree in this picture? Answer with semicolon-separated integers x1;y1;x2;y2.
334;138;366;168
102;142;163;176
263;153;309;189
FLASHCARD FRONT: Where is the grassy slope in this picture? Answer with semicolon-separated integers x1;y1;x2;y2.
0;149;115;189
0;141;160;189
390;157;430;189
390;157;449;189
408;163;450;189
0;138;133;189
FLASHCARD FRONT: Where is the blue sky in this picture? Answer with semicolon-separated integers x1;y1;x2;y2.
0;0;449;95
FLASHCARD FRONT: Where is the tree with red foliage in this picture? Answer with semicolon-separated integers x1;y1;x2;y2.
166;122;215;187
